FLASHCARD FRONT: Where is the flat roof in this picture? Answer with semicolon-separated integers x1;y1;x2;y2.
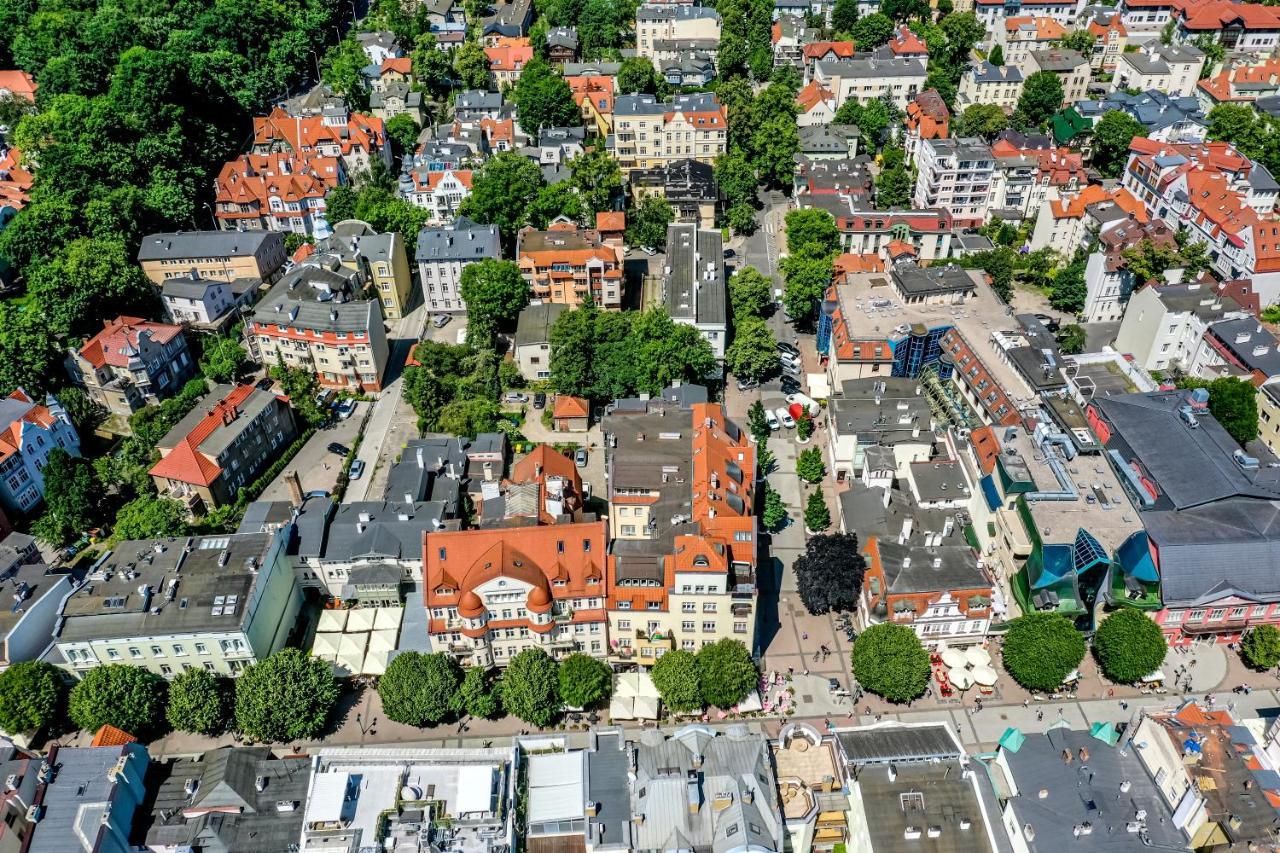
836;723;962;764
856;763;996;853
527;751;586;824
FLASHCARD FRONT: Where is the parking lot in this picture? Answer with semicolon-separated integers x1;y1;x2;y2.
257;401;369;502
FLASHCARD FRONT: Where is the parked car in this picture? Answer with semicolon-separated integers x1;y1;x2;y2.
574;447;588;467
736;377;760;392
765;408;781;431
785;393;820;416
503;392;529;403
781;360;802;378
533;392;547;409
349;459;366;480
724;248;736;259
433;314;451;329
641;246;658;256
305;490;330;499
327;442;350;456
336;400;356;420
776;341;800;357
255;378;274;392
775;407;796;429
780;377;802;395
315;389;335;408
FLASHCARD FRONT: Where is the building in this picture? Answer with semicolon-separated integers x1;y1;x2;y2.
811;55;928;111
514;303;567;381
247;261;390;392
1026;49;1091;105
1198;56;1280;107
149;384;297;510
54;530;301;677
912;137;996;228
252;105;391;177
423;520;607;665
546;26;578;62
0;390;81;514
796;79;837;127
1087;12;1128;70
1081;217;1176;323
1114;42;1205;96
636;5;722;60
1115;283;1247;372
137;231;287;286
25;743;149;853
1172;0;1280;52
213;152;345;235
903;89;950;161
65;317;195;420
1078;88;1207;143
301;746;515;852
663;223;727;360
417;217;502;315
144;747;312;852
610;92;727;173
482;0;533;39
629;158;719;229
956;61;1025;110
804;197;955;262
973;0;1081;27
989;136;1086;222
160;272;259;329
1089;389;1280;644
485;37;533;86
0;534;74;670
350;226;413;321
568;74;616;134
356;31;401;65
0;71;36;102
1192;315;1280;381
400;166;474;223
516;221;624;308
998;15;1068;70
1029;182;1149;255
553;395;590;432
603;397;758;664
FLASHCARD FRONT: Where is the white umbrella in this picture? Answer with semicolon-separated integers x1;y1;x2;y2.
337;648;366;674
363;649;389;676
949;668;974;690
965;646;992;667
312;632;341;659
942;648;969;669
633;695;661;720
368;630;398;653
609;696;636;721
374;607;403;631
971;664;999;686
339;632;369;659
317;610;348;633
346;608;377;632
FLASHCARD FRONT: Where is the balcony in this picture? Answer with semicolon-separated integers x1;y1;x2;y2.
552;608;574;623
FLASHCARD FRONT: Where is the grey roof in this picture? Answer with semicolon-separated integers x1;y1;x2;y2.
563;62;621;77
630;158;717;201
161;273;231;300
143;747;312;853
538;126;587;147
455;90;504;114
828;378;933;445
323;502;445;562
416;217;501;263
546;26;578;49
968;61;1023;83
1207;317;1280;378
891;262;979;299
662;383;708;406
1121;51;1171;75
157;383;281;458
836;723;961;764
923;136;993;163
252;262;379;334
857;763;996;853
663;223;726;328
237;500;295;533
356;31;398;50
515;302;568;348
1029;48;1087;72
999;729;1183;851
57;533;285;642
587;731;631;849
614;92;722;116
1153;41;1204;63
817;55;926;79
370;82;422;110
653;38;720;53
383;436;469;506
290;496;336;559
636;4;721;21
799;124;852;155
0;560;72;644
138;231;279;262
1078;90;1205;133
1252;161;1280;193
31;744;150;853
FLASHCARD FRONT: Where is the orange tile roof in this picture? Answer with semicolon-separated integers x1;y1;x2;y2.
1049;184;1148;221
834;253;885;276
969;426;1001;474
1179;0;1280;31
1173;701;1234;727
478;117;515;148
149;384;257;488
215;152;342;213
253;107;387;159
554;395;590;418
888;25;928;55
1004;15;1068;38
905;90;950;142
886;239;917;258
0;71;36;101
0;146;33;212
1087;13;1127;36
803;41;856;61
407;168;473;194
568;76;615;115
380;56;412;76
90;725;138;747
0;391;61;464
485;37;533;72
596;211;625;232
1198;57;1280;103
797;79;834;114
77;316;183;370
690;402;755;523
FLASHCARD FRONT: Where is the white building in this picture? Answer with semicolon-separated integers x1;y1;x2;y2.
0;390;80;514
1114;282;1249;372
956;62;1024;110
912;137;995;229
811;55;927;111
1113;42;1205;97
664;223;728;360
402;168;474;223
415;217;502;314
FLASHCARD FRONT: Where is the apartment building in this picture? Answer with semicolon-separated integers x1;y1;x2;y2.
400;167;474;223
811;55;928;111
603;396;758;664
997;16;1067;71
610;92;728;173
1029;182;1148;254
423;520;609;666
1172;0;1280;52
247;260;390;391
1026;49;1091;105
1087;12;1128;70
213;152;345;235
515;221;623;307
1114;283;1248;372
0;390;81;514
568;74;615;134
664;223;728;360
1078;88;1207;143
485;37;533;87
137;231;287;286
160;273;259;329
1114;42;1205;96
903;89;950;161
1198;57;1280;107
804;195;955;260
912;137;995;228
24;743;150;853
54;530;302;677
65;316;195;419
636;5;721;60
972;0;1080;27
417;217;502;314
1081;217;1176;323
956;61;1024;110
149;383;299;510
629;158;719;229
251;104;391;177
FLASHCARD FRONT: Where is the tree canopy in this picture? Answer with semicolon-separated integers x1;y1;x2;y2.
651;649;702;712
500;648;560;726
696;639;757;708
379;652;463;726
459;666;502;718
235;649;339;742
851;623;930;703
785;208;840;258
459;152;547;251
460;259;529;347
726;316;780;381
165;668;230;736
1243;625;1280;671
1002;613;1086;692
1017;71;1065;126
803;490;831;532
728;266;773;318
0;661;66;735
69;664;167;738
1093;609;1166;684
794;533;866;615
1091;110;1146;178
557;653;613;709
512;56;581;135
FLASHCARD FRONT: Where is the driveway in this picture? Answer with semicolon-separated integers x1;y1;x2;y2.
258;403;368;501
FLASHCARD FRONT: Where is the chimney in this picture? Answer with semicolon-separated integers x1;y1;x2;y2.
285;470;304;506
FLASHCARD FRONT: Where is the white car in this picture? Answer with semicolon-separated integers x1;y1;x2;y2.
775;407;796;429
786;393;820;417
765;409;781;431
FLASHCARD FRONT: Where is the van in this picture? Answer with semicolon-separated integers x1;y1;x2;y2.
765;409;781;431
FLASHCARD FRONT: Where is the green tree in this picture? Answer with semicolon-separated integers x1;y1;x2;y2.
940;12;985;64
1049;254;1087;314
781;253;831;324
1175;376;1259;445
113;495;189;540
165;668;230;736
1091;110;1146;178
1242;625;1280;671
321;36;371;107
797;409;814;441
378;652;463;726
1058;324;1087;355
952;103;1008;141
68;664;167;738
728;266;773;319
630;308;717;393
385;113;421;157
55;386;107;436
785;208;840;258
850;12;894;48
26;237;155;338
460;152;547;250
1017;71;1065;126
834;98;897;149
617;56;666;95
569;147;623;218
832;0;859;34
696;639;757;709
1093;609;1166;684
651;648;702;712
578;0;624;57
1207;102;1261;148
988;43;1004;66
460;259;529;346
437;397;501;437
34;449;99;547
1002;613;1086;692
874;162;911;209
1057;30;1096;57
235;649;339;742
528;182;586;228
325;184;359;224
459;666;502;718
796;447;826;483
851;623;930;703
625;196;675;250
882;0;929;20
752;114;800;189
762;485;787;531
963;246;1017;302
803;490;831;532
500;647;560;726
1193;33;1223;78
198;335;250;384
0;661;65;735
748;400;770;442
0;303;60;397
715;149;758;211
557;653;613;709
270;363;327;428
726;316;780;381
412;32;455;98
513;56;581;135
454;39;491;90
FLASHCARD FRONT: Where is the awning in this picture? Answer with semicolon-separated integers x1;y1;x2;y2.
369;630;399;653
363;649;389;675
347;608;377;632
312;633;342;659
374;607;404;631
1141;670;1166;683
318;610;348;633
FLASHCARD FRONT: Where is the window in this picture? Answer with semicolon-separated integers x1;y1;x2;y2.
1207;608;1226;622
129;647;142;659
682;602;696;612
703;602;717;613
1229;606;1248;620
702;621;716;632
195;643;208;655
160;665;173;676
1186;609;1205;621
617;601;631;610
151;646;164;657
107;649;120;660
682;620;695;631
734;621;748;634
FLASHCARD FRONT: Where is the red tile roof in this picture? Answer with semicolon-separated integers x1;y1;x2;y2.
0;71;36;101
1048;184;1148;221
380;56;412;76
803;41;857;61
797;79;834;115
1179;0;1280;31
888;25;928;55
1198;57;1280;103
690;402;755;523
90;725;138;747
905;90;950;142
215;152;342;215
485;37;533;72
252;107;387;159
554;395;589;419
568;76;615;116
1004;15;1068;38
596;211;625;232
77;316;183;370
1087;13;1127;37
0;391;62;464
0;146;33;213
149;385;257;487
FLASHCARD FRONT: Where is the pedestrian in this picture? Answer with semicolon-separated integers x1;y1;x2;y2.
1037;710;1044;721
802;632;808;640
1023;699;1030;708
788;666;794;677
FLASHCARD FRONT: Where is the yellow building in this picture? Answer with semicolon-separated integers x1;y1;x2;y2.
1258;384;1280;457
611;92;728;174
